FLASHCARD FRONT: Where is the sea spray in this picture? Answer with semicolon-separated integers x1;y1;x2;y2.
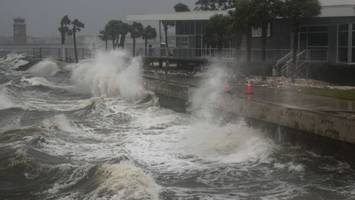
0;86;17;110
183;62;274;163
88;163;159;200
70;50;145;100
28;59;60;77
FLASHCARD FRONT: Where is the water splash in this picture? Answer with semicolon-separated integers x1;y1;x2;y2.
28;59;60;77
185;62;274;163
87;163;159;200
70;50;145;100
0;87;17;110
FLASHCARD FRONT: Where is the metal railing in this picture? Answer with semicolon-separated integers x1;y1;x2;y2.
275;48;329;77
0;45;93;62
140;47;291;62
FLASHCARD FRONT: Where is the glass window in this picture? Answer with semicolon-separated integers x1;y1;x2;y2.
251;23;271;38
339;24;349;32
339;32;349;46
339;48;348;62
308;32;328;46
308;26;328;32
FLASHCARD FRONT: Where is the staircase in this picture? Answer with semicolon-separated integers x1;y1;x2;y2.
274;50;310;78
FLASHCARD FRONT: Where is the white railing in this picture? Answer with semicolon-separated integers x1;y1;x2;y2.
276;48;329;77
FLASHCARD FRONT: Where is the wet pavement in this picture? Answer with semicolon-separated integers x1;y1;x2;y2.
143;71;355;119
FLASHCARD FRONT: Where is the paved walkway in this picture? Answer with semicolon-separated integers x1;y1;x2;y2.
143;71;355;119
244;87;355;119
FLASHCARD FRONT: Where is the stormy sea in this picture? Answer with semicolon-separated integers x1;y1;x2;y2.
0;50;355;200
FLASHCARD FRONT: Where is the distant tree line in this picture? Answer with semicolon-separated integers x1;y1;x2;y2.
98;20;157;56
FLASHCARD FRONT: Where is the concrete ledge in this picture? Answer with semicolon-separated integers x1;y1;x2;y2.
144;77;355;146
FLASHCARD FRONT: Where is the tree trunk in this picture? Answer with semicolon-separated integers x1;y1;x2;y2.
73;30;78;63
144;38;148;56
120;34;126;48
60;25;65;61
105;39;108;51
291;22;300;81
246;26;252;62
164;25;168;47
261;23;267;62
112;37;115;49
292;24;299;64
132;38;136;56
261;23;268;79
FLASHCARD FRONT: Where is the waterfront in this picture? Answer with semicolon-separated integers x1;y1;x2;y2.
1;51;355;199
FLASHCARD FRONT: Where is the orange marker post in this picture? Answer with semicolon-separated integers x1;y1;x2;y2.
245;80;253;95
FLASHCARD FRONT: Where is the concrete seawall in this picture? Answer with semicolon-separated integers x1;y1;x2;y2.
144;75;355;146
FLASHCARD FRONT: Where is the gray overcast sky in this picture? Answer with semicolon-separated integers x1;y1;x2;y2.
0;0;195;37
0;0;351;37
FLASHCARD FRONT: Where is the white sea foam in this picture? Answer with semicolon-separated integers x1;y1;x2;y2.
0;53;29;69
0;87;17;110
181;121;273;163
87;163;159;200
28;58;60;76
43;114;80;133
70;50;145;100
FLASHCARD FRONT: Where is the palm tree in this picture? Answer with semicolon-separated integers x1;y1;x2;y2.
282;0;321;65
99;29;109;50
142;25;157;56
118;22;130;48
69;19;84;63
162;21;174;47
130;22;144;56
58;15;71;61
105;20;122;49
174;3;190;12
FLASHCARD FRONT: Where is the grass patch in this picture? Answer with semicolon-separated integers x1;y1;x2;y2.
301;87;355;101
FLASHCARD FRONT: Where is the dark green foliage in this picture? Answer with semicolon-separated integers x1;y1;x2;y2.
70;19;85;63
174;3;191;12
130;22;144;56
281;0;321;65
142;25;157;56
204;14;233;50
58;15;71;45
195;0;234;10
104;20;130;49
99;29;110;50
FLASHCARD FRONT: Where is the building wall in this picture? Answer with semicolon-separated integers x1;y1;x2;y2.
301;16;355;64
13;18;27;44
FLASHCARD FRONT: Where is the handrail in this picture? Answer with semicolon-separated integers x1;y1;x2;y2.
276;51;292;67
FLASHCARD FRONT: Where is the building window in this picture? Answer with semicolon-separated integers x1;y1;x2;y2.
337;24;349;63
300;26;328;61
353;24;355;63
176;36;189;47
251;23;271;38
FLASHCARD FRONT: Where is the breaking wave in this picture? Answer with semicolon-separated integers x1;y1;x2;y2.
28;59;60;77
70;50;145;100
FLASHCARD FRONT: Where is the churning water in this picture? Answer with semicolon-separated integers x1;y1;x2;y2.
0;51;355;200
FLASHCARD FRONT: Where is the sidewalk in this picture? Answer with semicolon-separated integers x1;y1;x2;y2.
244;86;355;120
143;71;355;119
